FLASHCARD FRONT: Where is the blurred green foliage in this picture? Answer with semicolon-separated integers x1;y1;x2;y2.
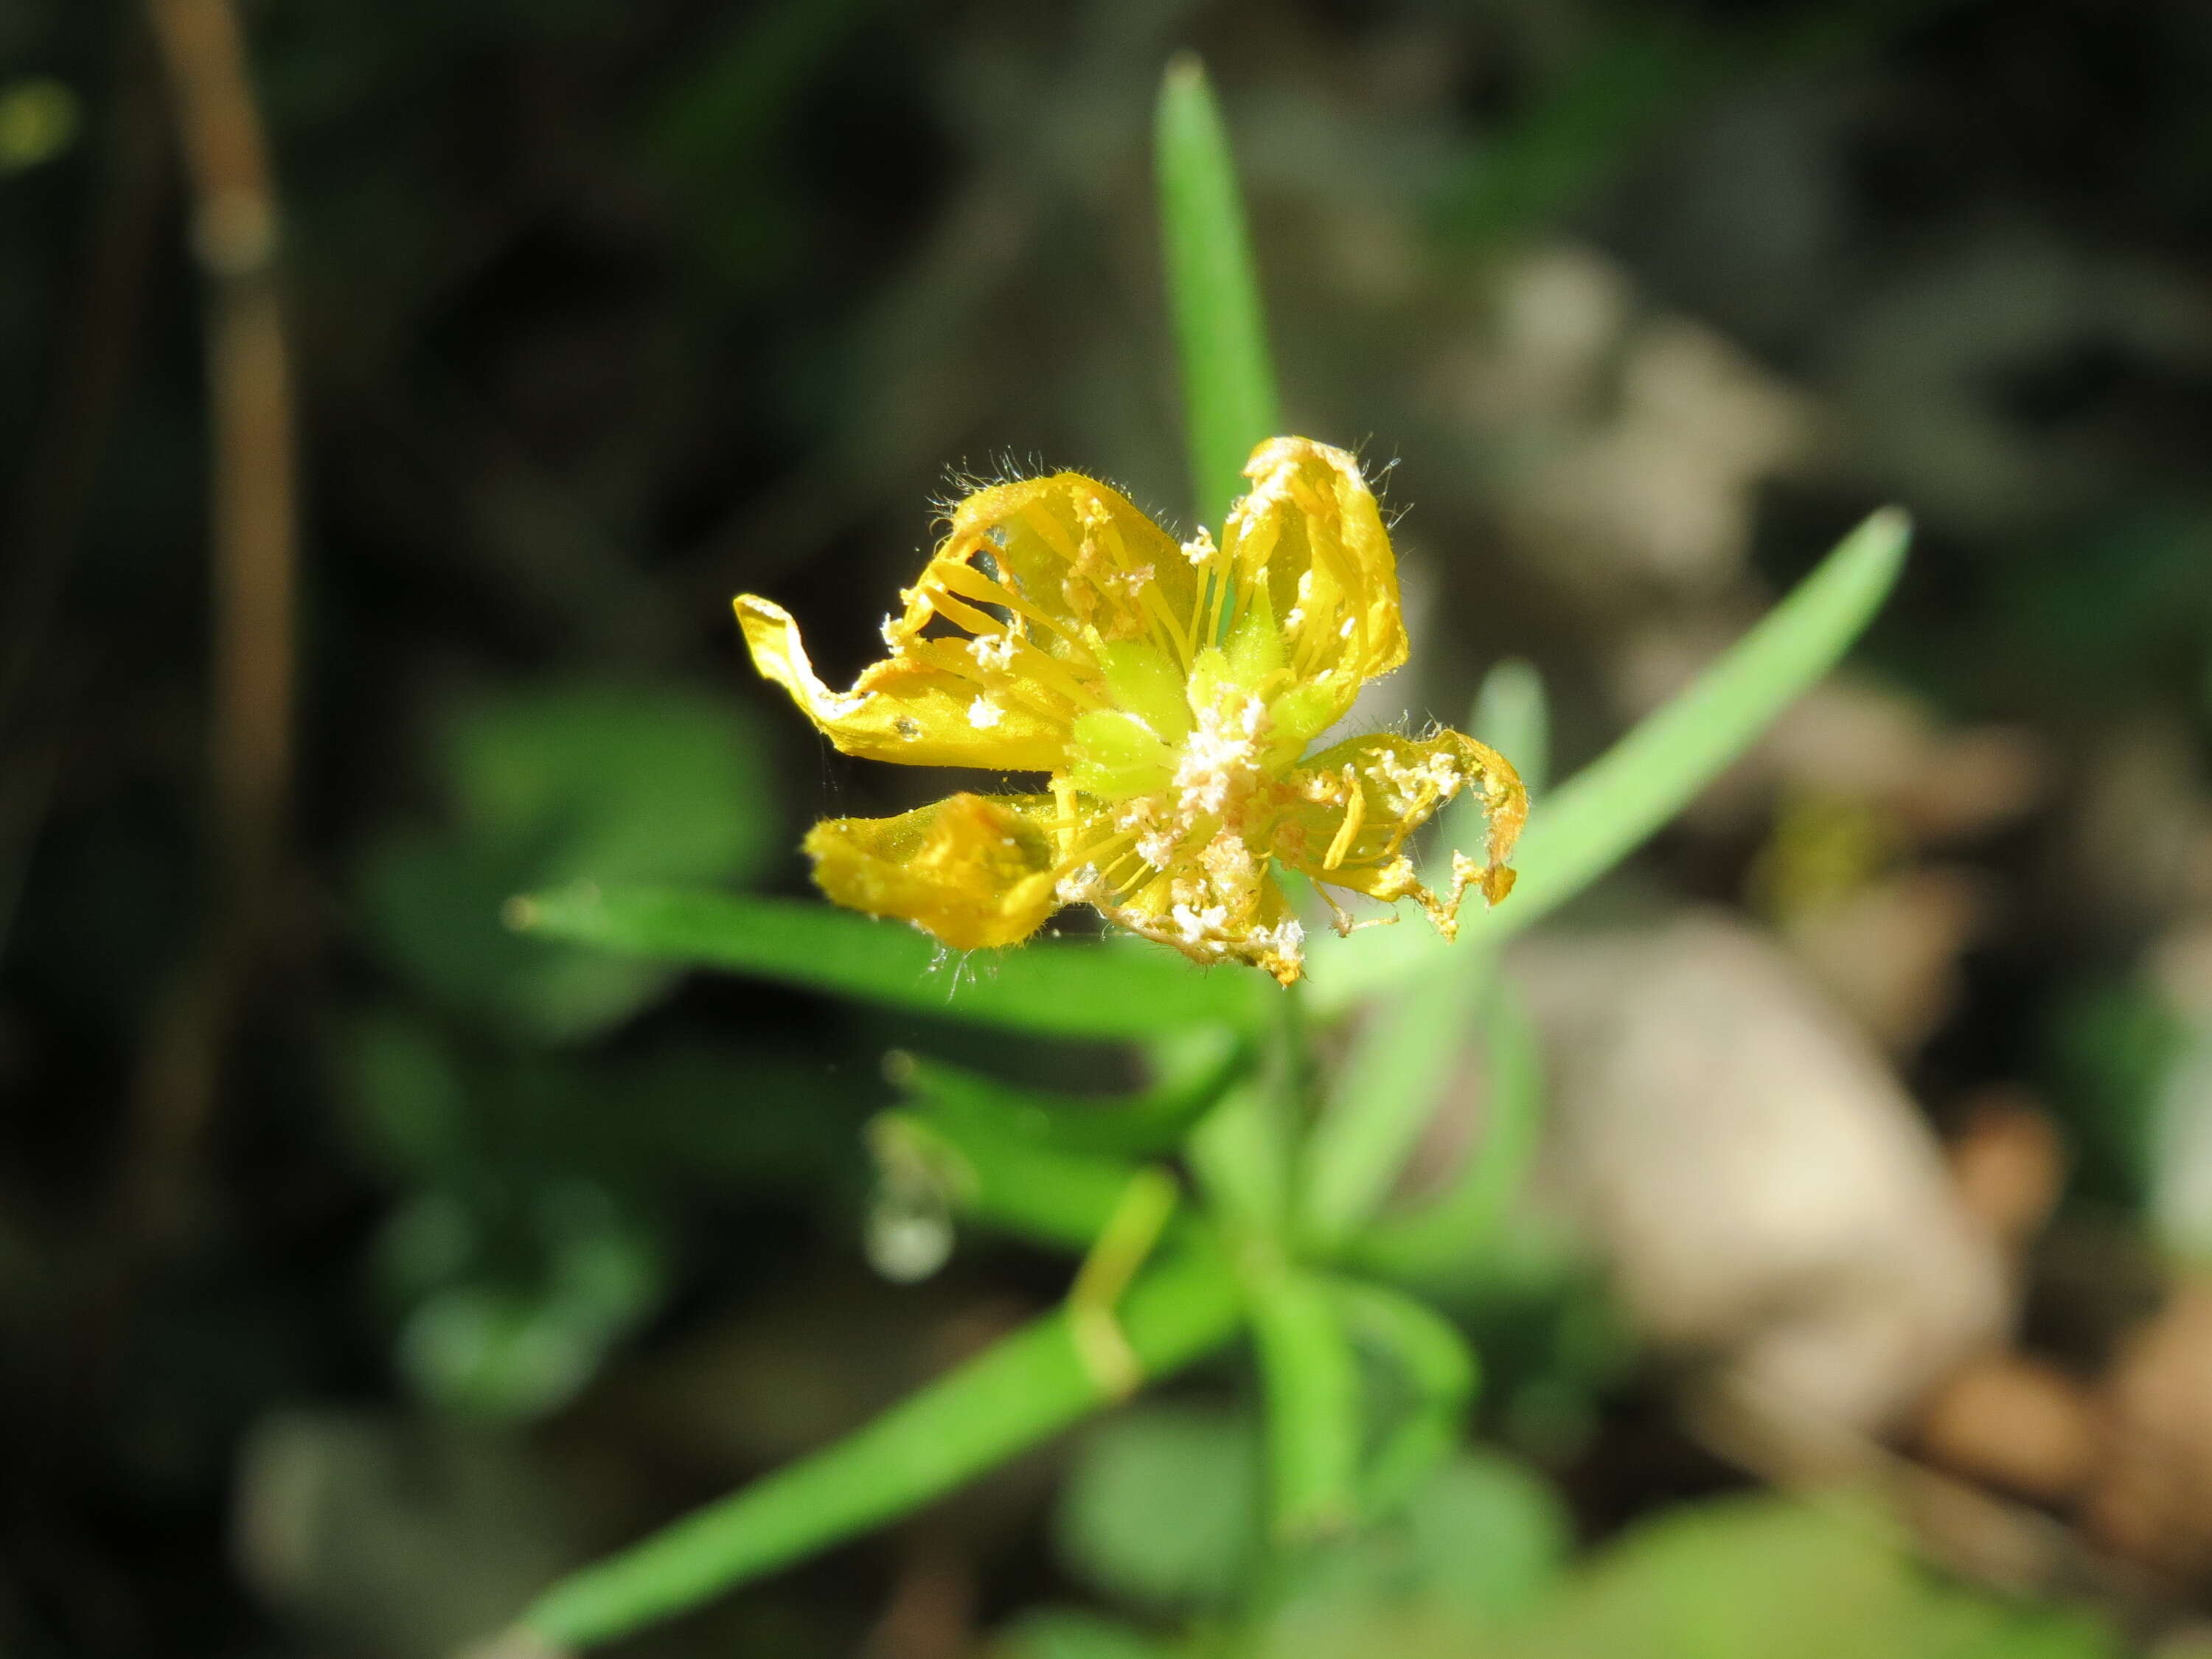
358;680;774;1044
1023;1454;2115;1659
339;678;848;1419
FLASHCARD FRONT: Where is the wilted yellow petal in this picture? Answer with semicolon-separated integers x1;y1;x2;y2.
1277;728;1526;933
736;595;1069;771
804;793;1064;950
1216;437;1407;728
905;473;1200;663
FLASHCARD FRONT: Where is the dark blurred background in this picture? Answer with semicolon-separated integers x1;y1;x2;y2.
10;0;2212;1654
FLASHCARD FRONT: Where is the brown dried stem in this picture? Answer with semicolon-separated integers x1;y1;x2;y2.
110;0;296;1263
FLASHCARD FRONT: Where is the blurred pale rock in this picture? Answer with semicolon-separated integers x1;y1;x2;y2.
1914;1352;2098;1503
1515;913;2007;1436
1436;243;1818;595
2060;720;2212;934
1776;867;1987;1057
1947;1087;2070;1256
2084;1280;2212;1585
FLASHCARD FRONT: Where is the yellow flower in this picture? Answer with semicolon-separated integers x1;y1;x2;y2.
735;436;1526;986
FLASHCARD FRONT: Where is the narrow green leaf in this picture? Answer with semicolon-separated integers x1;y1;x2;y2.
509;885;1270;1038
1490;508;1909;925
1326;1277;1478;1520
893;1031;1248;1158
1472;657;1550;798
1156;55;1281;528
517;1240;1245;1649
1298;946;1494;1252
1308;507;1910;1009
1352;970;1545;1278
874;1110;1145;1256
1244;1261;1362;1543
1296;666;1543;1248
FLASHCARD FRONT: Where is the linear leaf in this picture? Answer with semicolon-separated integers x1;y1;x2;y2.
1326;1277;1478;1519
1244;1260;1362;1543
517;1241;1245;1649
1307;507;1910;1010
1350;973;1545;1279
1299;946;1494;1252
894;1034;1248;1158
509;885;1270;1037
1156;55;1280;528
878;1108;1148;1255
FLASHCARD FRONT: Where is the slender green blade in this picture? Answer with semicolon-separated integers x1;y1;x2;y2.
1156;55;1280;529
1296;664;1544;1248
1492;508;1910;925
1299;947;1494;1252
1326;1277;1478;1519
1307;507;1911;1009
509;885;1270;1037
878;1107;1147;1255
1351;973;1547;1278
1245;1261;1362;1543
1472;657;1550;798
518;1242;1244;1649
894;1034;1248;1158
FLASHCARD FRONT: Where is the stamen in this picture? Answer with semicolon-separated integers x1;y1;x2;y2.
1097;845;1152;894
934;559;1074;642
999;635;1110;712
1141;587;1193;669
1312;880;1356;937
1017;500;1082;564
1298;528;1368;664
1048;824;1140;885
922;584;1014;639
905;636;1101;721
1322;770;1367;870
1204;562;1233;647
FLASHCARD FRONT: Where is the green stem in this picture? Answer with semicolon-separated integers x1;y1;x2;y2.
517;1242;1244;1649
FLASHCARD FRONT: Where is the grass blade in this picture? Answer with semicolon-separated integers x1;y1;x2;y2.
508;884;1270;1038
1309;507;1910;1009
1485;508;1910;925
1156;54;1281;528
1298;947;1494;1253
515;1242;1244;1649
875;1107;1148;1255
1472;657;1550;798
1351;973;1546;1278
892;1035;1248;1158
1326;1278;1478;1520
1244;1261;1361;1543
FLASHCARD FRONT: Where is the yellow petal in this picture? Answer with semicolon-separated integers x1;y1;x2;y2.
736;595;1069;771
896;472;1199;670
804;793;1064;950
1217;437;1408;723
1276;729;1526;932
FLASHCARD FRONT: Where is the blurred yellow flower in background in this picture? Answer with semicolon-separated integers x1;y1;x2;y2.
736;436;1525;985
